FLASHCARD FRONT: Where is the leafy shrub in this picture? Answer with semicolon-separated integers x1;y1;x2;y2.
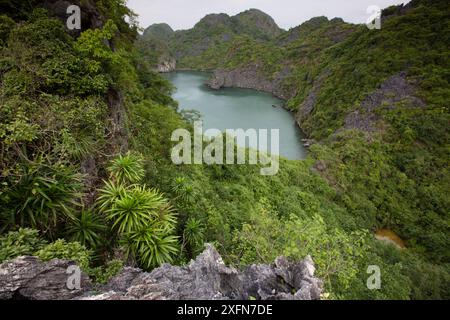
74;20;118;63
231;200;370;294
35;239;91;270
0;15;14;46
87;259;124;284
0;228;47;263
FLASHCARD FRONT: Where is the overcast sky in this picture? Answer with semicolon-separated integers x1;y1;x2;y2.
126;0;411;31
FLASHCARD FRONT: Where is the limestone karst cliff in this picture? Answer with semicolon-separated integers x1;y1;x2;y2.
0;245;322;300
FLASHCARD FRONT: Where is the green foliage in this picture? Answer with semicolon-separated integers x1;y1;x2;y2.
36;239;91;270
66;210;107;249
55;130;97;161
1;10;110;96
0;15;14;46
0;158;83;235
0;0;448;301
231;200;369;293
143;2;449;300
105;185;172;234
87;259;124;284
0;228;47;263
97;153;179;270
182;217;205;255
128;100;186;159
74;20;118;62
96;180;127;213
107;152;145;184
121;228;179;269
171;177;195;203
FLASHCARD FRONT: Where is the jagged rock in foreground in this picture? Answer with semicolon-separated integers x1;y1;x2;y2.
0;245;322;300
0;256;92;300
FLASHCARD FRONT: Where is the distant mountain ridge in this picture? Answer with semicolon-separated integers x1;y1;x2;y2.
142;23;174;39
138;8;285;70
138;9;358;73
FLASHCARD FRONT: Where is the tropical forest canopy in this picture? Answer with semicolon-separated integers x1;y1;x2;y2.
0;0;449;299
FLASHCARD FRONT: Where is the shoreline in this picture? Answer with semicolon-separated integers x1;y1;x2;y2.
164;68;313;149
163;69;312;155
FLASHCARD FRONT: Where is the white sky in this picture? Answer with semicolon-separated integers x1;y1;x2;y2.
126;0;411;31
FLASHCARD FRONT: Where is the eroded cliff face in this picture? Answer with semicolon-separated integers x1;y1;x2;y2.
0;245;322;300
343;72;425;133
156;58;177;73
206;65;295;101
203;17;356;112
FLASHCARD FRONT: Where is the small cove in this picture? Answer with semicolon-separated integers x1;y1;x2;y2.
164;71;307;160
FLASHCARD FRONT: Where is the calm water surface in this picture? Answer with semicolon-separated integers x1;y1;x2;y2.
164;71;306;160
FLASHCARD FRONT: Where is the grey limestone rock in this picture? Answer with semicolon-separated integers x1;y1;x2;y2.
0;245;322;301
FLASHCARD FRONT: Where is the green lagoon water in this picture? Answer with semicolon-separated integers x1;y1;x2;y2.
165;71;306;160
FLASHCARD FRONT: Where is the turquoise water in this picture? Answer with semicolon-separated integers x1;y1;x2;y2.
164;71;306;160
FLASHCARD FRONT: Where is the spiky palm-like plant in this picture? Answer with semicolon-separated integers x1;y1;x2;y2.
105;186;169;234
121;228;179;269
0;159;83;236
107;152;145;184
183;217;204;248
66;210;107;248
171;176;195;203
181;217;205;257
96;180;127;212
96;153;180;269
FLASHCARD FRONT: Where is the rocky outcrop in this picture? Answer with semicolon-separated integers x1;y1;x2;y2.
204;17;355;107
156;58;176;73
0;245;322;300
143;23;174;40
141;24;176;73
344;72;425;132
207;65;295;100
233;9;284;40
43;0;104;30
0;256;92;300
161;9;284;64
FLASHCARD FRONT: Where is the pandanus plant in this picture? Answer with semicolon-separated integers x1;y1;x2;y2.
97;152;179;269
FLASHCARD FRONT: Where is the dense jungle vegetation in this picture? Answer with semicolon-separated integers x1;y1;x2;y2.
0;0;448;300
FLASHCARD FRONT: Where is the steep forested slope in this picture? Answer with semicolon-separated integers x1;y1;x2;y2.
203;0;450;296
137;0;450;299
0;0;448;300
